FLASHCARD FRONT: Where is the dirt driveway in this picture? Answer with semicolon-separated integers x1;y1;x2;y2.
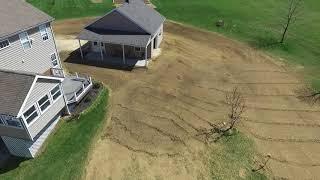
54;19;320;180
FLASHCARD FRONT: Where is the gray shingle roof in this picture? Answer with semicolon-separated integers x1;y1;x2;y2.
78;29;151;47
77;0;165;46
0;0;54;38
0;70;36;116
117;0;165;35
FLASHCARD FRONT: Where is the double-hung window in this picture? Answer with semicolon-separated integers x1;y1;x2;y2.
51;85;62;101
23;105;39;124
19;32;31;50
0;40;10;50
38;95;51;112
51;53;58;67
39;24;49;41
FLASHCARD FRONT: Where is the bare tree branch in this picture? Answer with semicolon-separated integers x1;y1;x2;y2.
280;0;303;43
196;87;246;143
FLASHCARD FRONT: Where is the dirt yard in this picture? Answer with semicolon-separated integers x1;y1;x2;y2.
54;19;320;180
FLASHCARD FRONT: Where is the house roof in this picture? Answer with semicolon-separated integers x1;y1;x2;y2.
78;29;151;47
116;0;165;35
0;0;54;39
0;70;36;117
77;0;165;46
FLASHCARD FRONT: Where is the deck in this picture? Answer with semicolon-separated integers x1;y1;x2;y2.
62;73;93;105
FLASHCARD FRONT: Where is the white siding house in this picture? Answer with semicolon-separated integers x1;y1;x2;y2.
0;0;93;158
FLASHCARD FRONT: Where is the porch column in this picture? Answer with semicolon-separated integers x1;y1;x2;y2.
145;45;148;67
122;44;126;65
100;42;104;61
78;39;83;59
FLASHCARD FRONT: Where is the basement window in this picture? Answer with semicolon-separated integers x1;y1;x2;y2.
38;95;51;112
39;24;49;41
51;85;62;101
0;39;10;50
23;105;39;124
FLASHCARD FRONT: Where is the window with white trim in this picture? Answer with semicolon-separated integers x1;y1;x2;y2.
19;32;31;50
51;85;62;101
38;95;51;112
51;53;58;67
39;24;49;41
0;40;9;50
23;105;39;124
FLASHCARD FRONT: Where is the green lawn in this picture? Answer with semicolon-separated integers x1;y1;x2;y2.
209;132;267;180
0;87;109;180
152;0;320;88
27;0;113;19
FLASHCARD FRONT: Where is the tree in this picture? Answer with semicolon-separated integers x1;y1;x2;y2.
297;85;320;105
197;87;246;143
280;0;303;43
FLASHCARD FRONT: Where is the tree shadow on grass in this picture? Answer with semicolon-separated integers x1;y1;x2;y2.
0;156;29;174
249;35;281;50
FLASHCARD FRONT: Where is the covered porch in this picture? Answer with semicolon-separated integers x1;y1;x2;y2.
77;29;152;68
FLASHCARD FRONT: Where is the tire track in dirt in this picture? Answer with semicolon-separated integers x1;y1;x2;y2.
139;86;218;112
106;136;182;158
137;89;214;125
116;104;198;135
196;85;297;97
244;118;320;128
111;112;191;149
257;153;320;168
243;122;320;144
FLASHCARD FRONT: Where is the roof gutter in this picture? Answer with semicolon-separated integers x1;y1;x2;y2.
0;19;54;40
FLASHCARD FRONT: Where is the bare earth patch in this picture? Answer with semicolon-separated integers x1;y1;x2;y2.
54;19;320;179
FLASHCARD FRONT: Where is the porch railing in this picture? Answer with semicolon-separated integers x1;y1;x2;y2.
65;73;93;104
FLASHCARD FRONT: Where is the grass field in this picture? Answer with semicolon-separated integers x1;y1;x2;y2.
152;0;320;87
209;132;267;180
27;0;113;19
0;87;108;180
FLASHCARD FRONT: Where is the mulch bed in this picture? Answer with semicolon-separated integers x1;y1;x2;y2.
68;83;103;115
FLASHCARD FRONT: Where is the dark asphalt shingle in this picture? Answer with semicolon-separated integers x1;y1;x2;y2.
0;70;36;116
78;0;165;46
0;0;53;38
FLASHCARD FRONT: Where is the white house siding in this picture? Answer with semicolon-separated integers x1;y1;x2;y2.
0;23;60;74
1;114;61;158
23;79;59;111
28;94;65;139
